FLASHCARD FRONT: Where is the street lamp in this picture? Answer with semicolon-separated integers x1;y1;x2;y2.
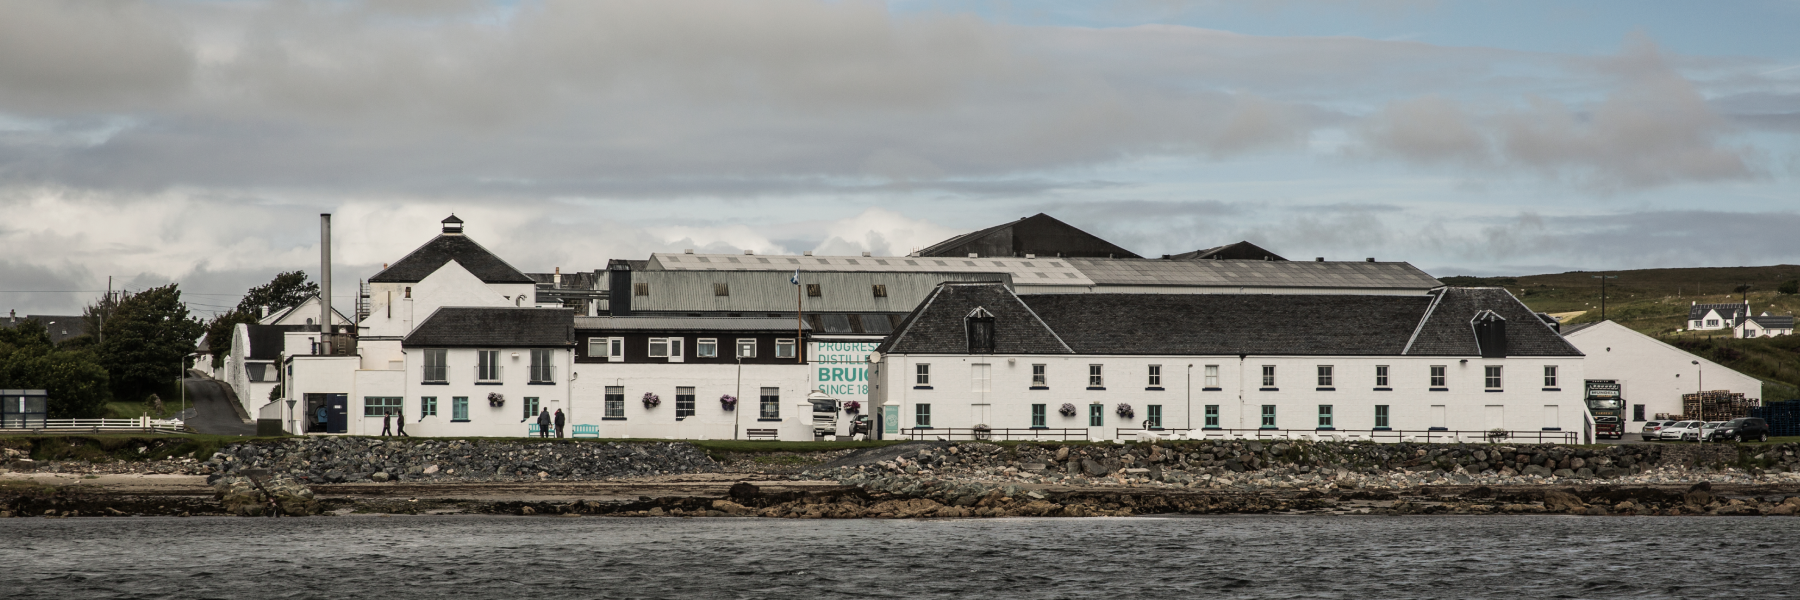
1692;360;1702;393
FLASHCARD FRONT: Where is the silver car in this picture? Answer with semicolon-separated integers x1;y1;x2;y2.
1641;420;1675;441
1698;421;1725;442
1659;421;1701;441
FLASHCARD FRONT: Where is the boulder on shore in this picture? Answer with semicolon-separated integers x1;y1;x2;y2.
212;474;321;516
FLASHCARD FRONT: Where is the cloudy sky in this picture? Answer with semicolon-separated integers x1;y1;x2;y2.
2;0;1796;317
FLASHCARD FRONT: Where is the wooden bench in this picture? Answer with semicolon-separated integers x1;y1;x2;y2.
527;423;543;437
745;428;780;440
571;424;599;438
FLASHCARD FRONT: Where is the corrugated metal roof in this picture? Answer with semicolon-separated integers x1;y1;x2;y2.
650;253;1095;286
1063;258;1442;289
574;316;810;332
627;270;1010;314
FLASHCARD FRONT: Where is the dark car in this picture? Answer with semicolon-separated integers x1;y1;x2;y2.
1709;418;1771;443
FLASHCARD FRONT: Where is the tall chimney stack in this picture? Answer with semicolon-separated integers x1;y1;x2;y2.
321;213;332;354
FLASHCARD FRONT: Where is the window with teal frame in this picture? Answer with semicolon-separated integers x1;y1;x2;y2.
451;396;469;422
1317;404;1333;428
1374;405;1390;429
1030;404;1046;428
1204;405;1220;428
1260;404;1276;428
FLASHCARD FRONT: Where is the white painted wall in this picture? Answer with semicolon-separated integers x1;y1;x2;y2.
569;362;815;441
1564;321;1764;422
872;353;1586;441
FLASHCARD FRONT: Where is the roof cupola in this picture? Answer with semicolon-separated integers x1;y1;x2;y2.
442;214;464;234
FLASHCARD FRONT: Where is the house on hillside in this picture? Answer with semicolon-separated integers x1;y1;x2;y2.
1685;301;1793;338
869;283;1587;442
1561;320;1763;422
1737;313;1795;339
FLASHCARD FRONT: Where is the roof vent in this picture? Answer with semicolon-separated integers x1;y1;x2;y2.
804;251;813;256
1263;256;1271;261
1315;257;1324;262
684;249;694;254
968;253;978;258
1366;257;1375;262
1025;254;1036;259
745;249;754;255
441;214;464;234
862;251;871;257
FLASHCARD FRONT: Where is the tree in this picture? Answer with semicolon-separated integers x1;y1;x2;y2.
98;284;206;403
1780;280;1799;296
206;271;319;368
0;320;111;418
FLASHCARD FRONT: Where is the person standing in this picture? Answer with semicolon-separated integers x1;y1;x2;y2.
381;411;392;436
315;406;328;432
553;408;566;438
537;408;551;439
394;409;410;437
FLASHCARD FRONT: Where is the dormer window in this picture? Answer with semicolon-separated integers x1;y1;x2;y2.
1472;310;1507;358
966;307;995;354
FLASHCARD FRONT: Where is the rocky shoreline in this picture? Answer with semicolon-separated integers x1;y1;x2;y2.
6;438;1800;519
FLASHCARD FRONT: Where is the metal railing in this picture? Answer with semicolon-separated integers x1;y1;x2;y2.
899;427;1090;441
0;417;187;434
530;365;555;384
1113;427;1578;444
475;365;502;382
422;365;447;383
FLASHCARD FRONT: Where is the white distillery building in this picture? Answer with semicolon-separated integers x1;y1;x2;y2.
869;283;1589;443
1560;320;1763;423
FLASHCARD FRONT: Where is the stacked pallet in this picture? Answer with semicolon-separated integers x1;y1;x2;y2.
1682;390;1760;422
1751;402;1800;437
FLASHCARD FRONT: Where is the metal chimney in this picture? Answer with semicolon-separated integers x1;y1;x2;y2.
321;213;332;354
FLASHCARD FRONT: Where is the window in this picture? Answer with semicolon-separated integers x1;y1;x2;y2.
1089;404;1103;427
530;349;555;383
608;338;624;359
1031;404;1046;428
364;396;402;417
605;386;625;418
915;363;931;386
649;338;670;358
421;396;437;418
872;284;887;298
1031;364;1046;386
1706;318;1719;327
670;338;682;358
1485;365;1502;389
1317;365;1333;387
1204;405;1220;428
422;349;447;383
404;286;411;299
1260;405;1276;428
1691;320;1701;328
1543;365;1558;388
967;310;995;354
1148;365;1162;387
452;396;469;421
1633;404;1645;422
1375;405;1389;428
477;350;500;381
1375;365;1389;387
806;284;821;297
759;387;779;419
676;386;695;418
714;283;730;296
1088;364;1104;388
522;397;539;420
736;339;757;358
1204;365;1219;388
775;339;797;359
1430;365;1446;388
915;403;931;427
1147;405;1163;428
1318;405;1333;428
633;282;649;297
1261;365;1276;388
697;338;718;358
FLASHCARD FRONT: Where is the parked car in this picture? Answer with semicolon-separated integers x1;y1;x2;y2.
1698;421;1725;442
1659;421;1701;441
1710;417;1772;443
1641;420;1675;441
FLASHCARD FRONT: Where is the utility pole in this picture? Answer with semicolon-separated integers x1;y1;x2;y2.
1592;275;1618;321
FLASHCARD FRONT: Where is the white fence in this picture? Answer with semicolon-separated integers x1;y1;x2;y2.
0;417;187;434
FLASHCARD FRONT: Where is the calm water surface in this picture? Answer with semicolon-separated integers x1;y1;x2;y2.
1;515;1791;599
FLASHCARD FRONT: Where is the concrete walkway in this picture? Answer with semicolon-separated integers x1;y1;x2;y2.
180;376;256;436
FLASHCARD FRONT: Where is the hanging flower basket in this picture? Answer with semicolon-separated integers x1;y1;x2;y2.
1115;403;1135;419
642;392;661;409
487;392;505;407
719;394;738;411
972;423;992;441
1058;403;1077;417
844;400;862;414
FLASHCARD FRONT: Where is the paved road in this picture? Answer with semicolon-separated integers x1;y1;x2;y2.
180;376;256;436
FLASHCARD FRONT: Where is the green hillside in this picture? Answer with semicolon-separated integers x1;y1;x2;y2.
1437;265;1800;401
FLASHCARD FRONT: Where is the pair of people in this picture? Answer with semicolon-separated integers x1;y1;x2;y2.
536;408;565;438
381;409;409;436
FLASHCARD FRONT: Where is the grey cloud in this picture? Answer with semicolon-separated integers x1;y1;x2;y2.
0;1;193;114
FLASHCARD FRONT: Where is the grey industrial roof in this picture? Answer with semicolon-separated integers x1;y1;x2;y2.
1404;288;1582;356
649;252;1094;285
881;283;1581;357
369;234;535;284
1063;257;1442;289
573;316;810;332
403;307;574;347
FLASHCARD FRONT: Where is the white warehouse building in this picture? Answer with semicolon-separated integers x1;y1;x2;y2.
1561;320;1763;424
870;283;1590;443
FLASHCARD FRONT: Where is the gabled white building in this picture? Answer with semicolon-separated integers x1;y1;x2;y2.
1561;320;1763;422
870;283;1589;443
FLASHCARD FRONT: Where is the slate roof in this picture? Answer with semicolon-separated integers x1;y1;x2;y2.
877;283;1070;355
881;283;1583;357
1169;241;1287;261
1558;322;1600;336
1688;303;1749;322
369;234;535;284
246;325;288;360
1403;288;1583;357
1064;257;1442;290
0;315;88;345
915;213;1142;259
1747;314;1795;330
403;307;574;348
574;316;810;333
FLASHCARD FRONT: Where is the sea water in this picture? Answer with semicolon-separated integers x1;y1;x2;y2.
1;515;1791;599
